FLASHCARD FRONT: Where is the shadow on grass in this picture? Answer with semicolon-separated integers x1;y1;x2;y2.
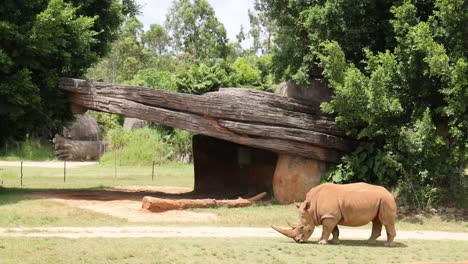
281;239;407;248
0;186;260;207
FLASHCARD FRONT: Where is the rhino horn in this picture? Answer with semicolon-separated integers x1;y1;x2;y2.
287;221;297;228
272;225;296;238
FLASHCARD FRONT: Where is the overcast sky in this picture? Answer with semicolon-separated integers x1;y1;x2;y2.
136;0;254;48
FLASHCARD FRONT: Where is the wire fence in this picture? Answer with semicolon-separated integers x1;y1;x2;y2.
0;159;193;189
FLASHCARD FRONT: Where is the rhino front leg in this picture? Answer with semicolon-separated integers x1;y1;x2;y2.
318;219;337;245
368;218;382;244
330;226;340;244
384;224;396;247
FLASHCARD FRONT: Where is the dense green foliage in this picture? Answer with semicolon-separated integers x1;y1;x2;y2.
265;0;467;207
101;127;192;165
0;0;134;143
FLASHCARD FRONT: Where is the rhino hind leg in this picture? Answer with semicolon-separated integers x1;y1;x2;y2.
318;219;337;245
384;224;396;247
367;218;382;244
330;226;340;244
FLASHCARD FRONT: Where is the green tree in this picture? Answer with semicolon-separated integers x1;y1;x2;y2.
86;17;149;83
260;0;396;81
236;25;246;44
165;0;228;61
0;0;133;142
248;1;276;55
142;24;170;56
311;0;466;207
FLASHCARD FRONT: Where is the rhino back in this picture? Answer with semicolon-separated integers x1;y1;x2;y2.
311;183;395;227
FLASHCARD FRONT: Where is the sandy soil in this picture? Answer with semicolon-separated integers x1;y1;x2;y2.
25;187;218;223
1;226;467;240
0;161;97;168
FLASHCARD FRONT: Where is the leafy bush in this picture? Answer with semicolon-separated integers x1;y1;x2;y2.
100;127;170;166
165;129;192;162
130;68;176;91
87;111;122;136
230;57;261;87
101;127;193;166
316;1;467;208
176;62;231;94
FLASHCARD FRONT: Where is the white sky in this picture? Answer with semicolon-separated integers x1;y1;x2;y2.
136;0;254;48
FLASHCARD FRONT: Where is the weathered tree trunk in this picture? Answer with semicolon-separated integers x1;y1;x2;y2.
59;78;354;163
142;192;267;212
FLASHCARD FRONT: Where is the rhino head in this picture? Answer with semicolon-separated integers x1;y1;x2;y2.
272;201;315;243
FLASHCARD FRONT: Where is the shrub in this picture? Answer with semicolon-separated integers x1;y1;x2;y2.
100;127;171;166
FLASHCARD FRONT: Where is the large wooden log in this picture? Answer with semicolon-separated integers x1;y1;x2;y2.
59;78;344;137
59;78;353;163
218;120;353;152
66;93;342;162
142;192;267;212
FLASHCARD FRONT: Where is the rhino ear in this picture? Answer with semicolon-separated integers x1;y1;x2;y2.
303;201;310;210
294;202;301;209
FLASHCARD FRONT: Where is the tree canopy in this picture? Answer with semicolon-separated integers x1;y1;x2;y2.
165;0;228;61
0;0;135;142
262;0;467;207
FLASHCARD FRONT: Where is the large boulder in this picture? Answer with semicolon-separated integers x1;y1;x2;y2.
273;79;333;204
53;135;107;161
272;154;327;204
123;117;147;130
275;80;331;105
54;114;106;161
62;114;102;141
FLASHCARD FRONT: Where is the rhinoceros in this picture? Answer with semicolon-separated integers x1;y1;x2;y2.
272;183;397;247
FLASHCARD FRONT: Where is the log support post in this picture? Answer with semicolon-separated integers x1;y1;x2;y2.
272;154;328;204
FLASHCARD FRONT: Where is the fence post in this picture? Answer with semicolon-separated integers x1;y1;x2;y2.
63;160;66;183
152;160;155;181
20;161;23;186
114;150;117;179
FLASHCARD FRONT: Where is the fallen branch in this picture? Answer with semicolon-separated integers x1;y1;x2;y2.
142;192;267;212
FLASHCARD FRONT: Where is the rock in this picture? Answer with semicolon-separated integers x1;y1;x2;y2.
63;114;102;141
275;80;331;105
272;154;327;204
54;114;106;161
123;117;147;130
53;135;107;161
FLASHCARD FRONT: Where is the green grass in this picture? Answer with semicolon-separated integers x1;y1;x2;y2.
0;163;193;189
0;139;54;161
0;163;466;231
0;237;466;264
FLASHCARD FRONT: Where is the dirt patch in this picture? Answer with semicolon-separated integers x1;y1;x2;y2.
25;187;218;223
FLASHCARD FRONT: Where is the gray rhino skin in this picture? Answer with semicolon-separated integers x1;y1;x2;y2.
272;183;397;247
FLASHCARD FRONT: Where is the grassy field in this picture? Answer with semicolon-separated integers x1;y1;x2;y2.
0;139;54;161
0;163;193;189
0;163;466;231
0;237;467;264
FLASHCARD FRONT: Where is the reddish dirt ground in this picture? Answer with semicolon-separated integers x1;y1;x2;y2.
25;186;218;223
